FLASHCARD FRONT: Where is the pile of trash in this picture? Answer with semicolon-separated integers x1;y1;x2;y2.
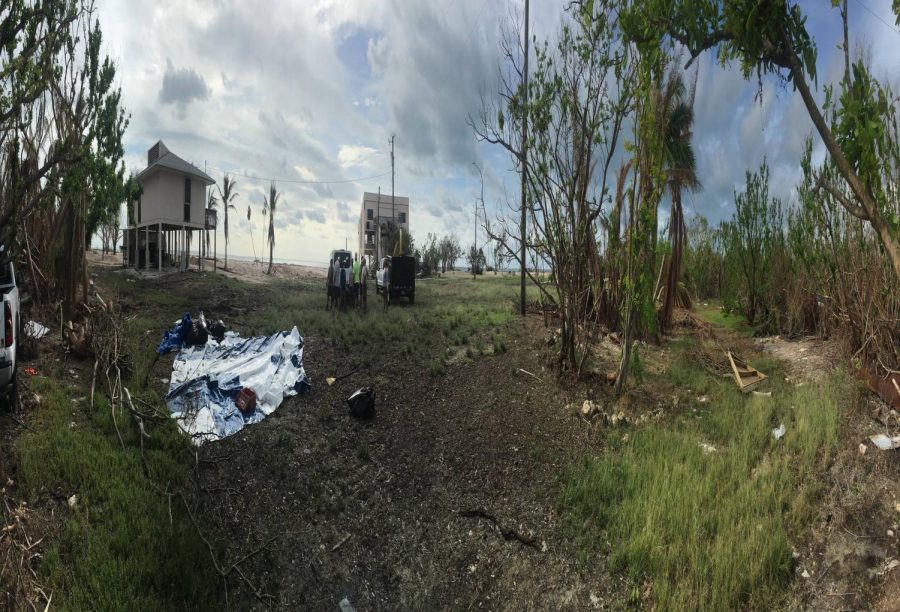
158;313;311;444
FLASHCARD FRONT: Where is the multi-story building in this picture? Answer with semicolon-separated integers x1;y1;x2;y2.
358;191;409;263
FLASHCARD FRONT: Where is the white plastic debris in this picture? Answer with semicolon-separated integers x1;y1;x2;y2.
869;434;900;451
24;321;49;340
338;597;356;612
772;424;785;440
700;442;717;454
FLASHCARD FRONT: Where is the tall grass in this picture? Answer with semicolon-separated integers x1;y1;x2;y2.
560;359;846;609
17;377;217;610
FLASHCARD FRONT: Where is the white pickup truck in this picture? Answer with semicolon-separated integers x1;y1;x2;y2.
0;252;20;409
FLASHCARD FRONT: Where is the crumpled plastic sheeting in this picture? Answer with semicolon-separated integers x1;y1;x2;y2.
165;327;311;444
157;313;192;354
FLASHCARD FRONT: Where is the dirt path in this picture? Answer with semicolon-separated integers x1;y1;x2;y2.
194;320;617;610
754;334;843;383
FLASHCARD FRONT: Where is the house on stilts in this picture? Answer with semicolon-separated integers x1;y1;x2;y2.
123;141;217;270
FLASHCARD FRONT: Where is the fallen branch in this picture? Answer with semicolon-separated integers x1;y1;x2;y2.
331;533;352;552
516;368;544;383
458;509;539;549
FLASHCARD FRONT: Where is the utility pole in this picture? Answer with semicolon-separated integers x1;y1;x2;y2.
473;162;483;280
520;0;529;316
390;135;395;243
377;186;381;263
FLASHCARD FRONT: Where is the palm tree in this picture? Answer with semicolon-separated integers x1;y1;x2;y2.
217;174;238;270
262;182;279;275
657;65;701;332
205;190;218;255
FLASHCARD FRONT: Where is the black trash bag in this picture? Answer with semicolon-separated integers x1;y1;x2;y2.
183;312;209;346
347;387;375;420
208;320;226;342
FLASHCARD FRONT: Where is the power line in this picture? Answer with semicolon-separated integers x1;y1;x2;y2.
854;0;900;36
205;165;391;185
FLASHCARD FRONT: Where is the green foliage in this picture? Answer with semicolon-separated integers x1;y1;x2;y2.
466;245;486;275
17;377;218;610
721;161;784;327
682;214;724;301
561;362;847;609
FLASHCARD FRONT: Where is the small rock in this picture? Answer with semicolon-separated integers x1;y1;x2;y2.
792;549;800;559
468;564;477;573
698;395;709;404
801;569;810;579
67;494;78;510
895;502;900;513
859;443;867;455
589;592;600;606
609;411;627;426
581;400;596;418
541;541;548;553
888;530;895;537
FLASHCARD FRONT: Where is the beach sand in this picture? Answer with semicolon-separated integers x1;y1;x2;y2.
88;251;327;283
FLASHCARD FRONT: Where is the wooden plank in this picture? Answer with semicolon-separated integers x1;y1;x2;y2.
726;351;767;393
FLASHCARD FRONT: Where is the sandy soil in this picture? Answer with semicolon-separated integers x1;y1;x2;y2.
87;250;327;284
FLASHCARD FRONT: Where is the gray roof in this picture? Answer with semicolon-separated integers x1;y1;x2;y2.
138;151;215;185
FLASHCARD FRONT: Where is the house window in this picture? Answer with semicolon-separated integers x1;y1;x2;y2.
399;212;406;224
367;209;373;220
184;177;191;222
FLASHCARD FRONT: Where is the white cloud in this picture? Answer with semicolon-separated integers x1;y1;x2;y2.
293;165;316;181
337;145;379;168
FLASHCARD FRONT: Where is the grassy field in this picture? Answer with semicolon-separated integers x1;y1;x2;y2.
16;371;217;609
560;346;846;609
12;269;533;609
693;300;757;335
9;267;857;609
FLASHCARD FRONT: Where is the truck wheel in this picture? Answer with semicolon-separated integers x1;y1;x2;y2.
8;371;17;413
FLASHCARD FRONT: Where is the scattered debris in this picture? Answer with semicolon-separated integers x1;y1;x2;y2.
581;400;598;418
331;533;352;552
23;367;37;376
608;411;627;426
801;569;810;579
24;320;49;340
772;424;785;440
458;509;539;549
517;368;543;383
859;443;867;455
698;395;709;404
727;352;767;393
326;365;361;387
235;388;257;415
700;442;717;454
348;387;375;420
753;390;772;397
868;434;900;451
338;597;357;612
67;494;77;510
873;559;899;577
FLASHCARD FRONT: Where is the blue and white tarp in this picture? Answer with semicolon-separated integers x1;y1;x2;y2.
165;327;311;444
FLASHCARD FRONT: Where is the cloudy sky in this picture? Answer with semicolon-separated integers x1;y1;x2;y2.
98;0;900;266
